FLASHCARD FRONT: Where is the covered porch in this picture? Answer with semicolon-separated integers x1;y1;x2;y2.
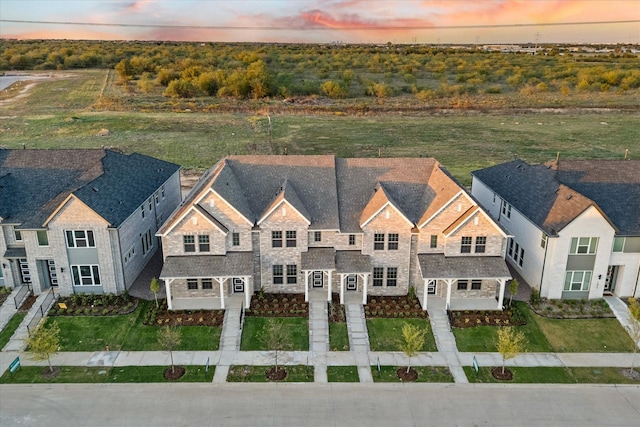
160;253;253;310
301;248;336;302
417;254;512;311
336;250;371;305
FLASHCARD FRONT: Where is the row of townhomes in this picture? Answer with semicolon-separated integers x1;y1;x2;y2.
157;155;512;311
0;149;181;296
472;159;640;301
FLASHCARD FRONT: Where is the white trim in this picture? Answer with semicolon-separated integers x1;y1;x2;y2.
443;208;508;238
43;194;110;227
257;199;311;226
159;206;228;237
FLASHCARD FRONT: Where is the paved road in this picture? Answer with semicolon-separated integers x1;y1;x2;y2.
1;383;639;426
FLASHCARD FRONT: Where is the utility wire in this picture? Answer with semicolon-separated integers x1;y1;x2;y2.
1;18;639;31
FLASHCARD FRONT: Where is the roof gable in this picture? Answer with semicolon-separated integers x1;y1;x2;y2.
360;183;413;228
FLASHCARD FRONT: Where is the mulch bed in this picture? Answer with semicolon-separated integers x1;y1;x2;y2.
491;367;513;381
265;366;287;381
18;295;37;313
49;294;137;317
164;366;186;381
619;369;640;381
364;295;428;318
148;306;225;327
246;293;308;318
40;367;61;379
0;290;11;306
449;304;526;328
328;293;346;323
396;367;418;382
531;298;615;319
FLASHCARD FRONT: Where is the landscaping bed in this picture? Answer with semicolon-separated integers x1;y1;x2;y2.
142;301;224;327
364;295;427;318
245;292;308;317
49;293;137;316
449;303;526;328
531;298;614;319
372;366;454;383
0;288;11;306
328;293;346;322
227;365;313;382
464;366;640;384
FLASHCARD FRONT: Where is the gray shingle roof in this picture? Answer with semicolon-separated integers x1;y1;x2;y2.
301;247;336;270
418;254;511;279
335;251;372;273
3;247;27;258
160;253;253;278
0;149;180;228
473;160;639;235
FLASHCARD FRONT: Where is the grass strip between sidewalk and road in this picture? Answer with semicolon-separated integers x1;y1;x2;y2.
327;366;359;382
226;365;313;382
0;365;214;384
464;366;640;384
372;366;454;383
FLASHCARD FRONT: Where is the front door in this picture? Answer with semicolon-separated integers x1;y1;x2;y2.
48;260;58;287
233;278;244;293
346;275;357;291
313;271;323;288
605;266;618;293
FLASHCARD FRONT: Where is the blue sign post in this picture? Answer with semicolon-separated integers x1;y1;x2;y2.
9;357;21;376
473;356;479;376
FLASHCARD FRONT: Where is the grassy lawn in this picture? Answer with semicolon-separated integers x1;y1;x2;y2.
367;318;437;352
0;365;214;384
329;322;349;351
465;366;640;384
46;300;221;351
453;302;552;352
327;366;359;382
240;317;309;351
372;366;454;383
532;316;635;353
0;313;26;350
227;365;313;382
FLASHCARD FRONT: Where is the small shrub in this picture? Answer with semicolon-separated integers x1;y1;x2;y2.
529;288;541;305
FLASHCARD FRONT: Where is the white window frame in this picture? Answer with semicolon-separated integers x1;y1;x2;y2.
564;270;592;292
14;228;23;242
71;264;101;286
501;200;512;219
540;233;548;249
66;230;96;248
37;230;49;247
570;237;598;255
612;237;625;253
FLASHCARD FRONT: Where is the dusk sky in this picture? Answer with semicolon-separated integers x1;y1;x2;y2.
1;0;639;44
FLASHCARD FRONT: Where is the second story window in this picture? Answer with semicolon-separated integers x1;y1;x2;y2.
501;200;512;219
66;230;95;248
183;235;196;252
232;232;240;246
37;230;49;247
141;206;145;219
198;235;210;252
460;236;472;253
540;233;548;249
570;237;598;255
475;236;486;253
374;233;385;250
14;228;23;242
314;231;322;242
286;230;297;247
388;234;399;250
430;235;438;249
349;234;356;246
272;231;282;248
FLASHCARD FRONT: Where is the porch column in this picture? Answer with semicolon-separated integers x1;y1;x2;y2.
327;270;332;301
244;276;251;308
362;274;368;305
339;274;346;304
423;279;428;310
304;271;309;302
445;279;453;310
165;279;173;310
497;278;506;310
218;278;225;309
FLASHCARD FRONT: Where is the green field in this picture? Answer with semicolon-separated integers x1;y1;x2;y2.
1;70;638;186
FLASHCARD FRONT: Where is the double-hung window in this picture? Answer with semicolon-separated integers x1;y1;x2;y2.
349;234;356;246
66;230;95;248
501;200;512;219
198;235;210;252
286;230;297;247
430;235;438;249
460;236;472;253
286;265;297;284
232;232;240;246
386;267;397;286
388;234;399;250
272;231;283;248
183;235;196;252
475;236;486;253
273;265;284;284
373;267;384;287
314;231;322;242
374;233;385;250
187;279;198;290
564;271;592;291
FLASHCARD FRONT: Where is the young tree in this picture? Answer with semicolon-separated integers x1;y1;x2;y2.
260;318;291;373
496;326;527;375
508;279;519;307
398;322;429;373
26;321;61;373
627;298;640;374
149;277;160;308
157;326;181;374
